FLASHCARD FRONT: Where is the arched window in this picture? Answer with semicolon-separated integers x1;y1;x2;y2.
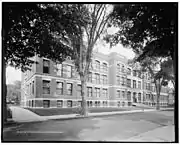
127;68;131;75
95;60;100;70
102;63;108;72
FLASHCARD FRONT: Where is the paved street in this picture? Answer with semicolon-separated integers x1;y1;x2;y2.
3;110;174;142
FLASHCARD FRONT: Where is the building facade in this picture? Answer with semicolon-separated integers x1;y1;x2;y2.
21;52;169;108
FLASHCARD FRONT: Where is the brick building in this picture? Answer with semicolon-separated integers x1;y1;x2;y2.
21;52;169;108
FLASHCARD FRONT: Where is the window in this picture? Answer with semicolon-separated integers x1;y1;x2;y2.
32;100;34;107
102;75;107;84
56;82;63;95
87;101;90;107
121;65;125;72
97;101;101;107
133;92;137;102
133;70;136;77
117;76;120;85
127;92;131;101
87;101;93;107
30;83;31;95
138;81;141;89
88;72;92;83
43;59;50;74
138;72;141;78
57;100;63;107
145;82;147;89
102;63;107;72
95;60;100;70
67;65;72;78
95;101;98;107
117;64;120;72
133;80;136;88
95;88;100;98
127;68;131;75
43;80;50;94
57;64;63;76
77;85;82;96
146;83;150;90
25;84;28;95
95;73;100;84
67;83;73;95
150;94;154;101
102;89;108;98
43;100;50;108
122;91;125;99
103;101;108;107
127;79;131;88
87;87;92;97
146;94;150;100
138;93;141;102
67;100;72;107
117;101;121;107
116;90;121;98
122;77;125;86
78;101;82;107
27;84;29;94
148;73;151;80
150;86;153;91
32;81;34;95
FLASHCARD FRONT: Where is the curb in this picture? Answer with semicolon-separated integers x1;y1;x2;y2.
160;108;174;111
45;109;156;121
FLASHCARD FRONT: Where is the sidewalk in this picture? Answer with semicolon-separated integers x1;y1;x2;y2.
9;106;47;122
127;125;175;142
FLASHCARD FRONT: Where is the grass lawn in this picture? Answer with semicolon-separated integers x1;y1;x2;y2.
26;107;134;116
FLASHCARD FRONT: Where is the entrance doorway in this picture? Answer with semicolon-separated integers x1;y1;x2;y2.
133;92;137;103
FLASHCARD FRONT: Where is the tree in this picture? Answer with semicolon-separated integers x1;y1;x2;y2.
161;58;174;89
67;4;111;116
133;57;169;110
106;4;177;91
106;3;177;110
2;3;89;124
106;3;177;60
7;81;21;105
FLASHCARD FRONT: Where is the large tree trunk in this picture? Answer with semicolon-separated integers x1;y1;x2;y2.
80;77;88;116
155;79;161;110
3;57;7;126
156;92;160;110
2;27;8;126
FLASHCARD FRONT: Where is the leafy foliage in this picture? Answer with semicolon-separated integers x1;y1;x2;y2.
66;4;111;116
106;3;177;61
69;4;111;78
131;56;171;110
161;58;174;88
7;81;21;105
2;3;92;122
3;3;89;71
